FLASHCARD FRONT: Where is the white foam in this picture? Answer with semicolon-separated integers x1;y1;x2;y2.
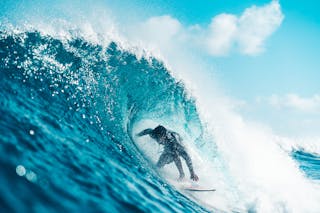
275;135;320;155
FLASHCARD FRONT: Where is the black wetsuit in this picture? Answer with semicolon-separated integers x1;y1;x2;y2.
137;128;195;179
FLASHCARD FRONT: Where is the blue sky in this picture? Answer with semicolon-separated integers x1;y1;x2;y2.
214;0;320;99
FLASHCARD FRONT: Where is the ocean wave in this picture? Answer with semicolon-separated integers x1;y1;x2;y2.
0;29;207;212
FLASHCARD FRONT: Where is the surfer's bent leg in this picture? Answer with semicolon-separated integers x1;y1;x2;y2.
156;152;174;168
179;150;197;179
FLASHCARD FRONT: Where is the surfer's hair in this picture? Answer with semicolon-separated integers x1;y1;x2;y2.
153;125;167;138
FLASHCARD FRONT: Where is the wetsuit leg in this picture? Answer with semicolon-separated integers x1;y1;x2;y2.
173;157;185;179
156;152;174;168
179;150;195;176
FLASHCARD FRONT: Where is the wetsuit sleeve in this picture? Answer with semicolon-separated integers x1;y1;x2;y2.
136;128;153;137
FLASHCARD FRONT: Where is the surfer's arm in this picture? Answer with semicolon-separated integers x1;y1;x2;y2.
172;132;182;142
136;128;153;137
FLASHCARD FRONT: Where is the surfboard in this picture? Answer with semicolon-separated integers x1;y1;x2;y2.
183;187;216;192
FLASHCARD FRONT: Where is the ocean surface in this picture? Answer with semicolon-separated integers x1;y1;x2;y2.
1;3;320;213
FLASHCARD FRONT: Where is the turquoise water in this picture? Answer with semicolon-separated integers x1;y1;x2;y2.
0;31;208;212
292;150;320;180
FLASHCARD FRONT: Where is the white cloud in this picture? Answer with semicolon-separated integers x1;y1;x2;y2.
264;94;320;112
207;14;238;56
128;15;183;53
237;0;284;54
206;0;284;55
128;0;283;57
139;15;182;44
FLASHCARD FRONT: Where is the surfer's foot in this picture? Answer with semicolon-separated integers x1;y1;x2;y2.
178;174;185;181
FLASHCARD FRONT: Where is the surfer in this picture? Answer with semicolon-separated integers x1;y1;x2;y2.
137;125;199;181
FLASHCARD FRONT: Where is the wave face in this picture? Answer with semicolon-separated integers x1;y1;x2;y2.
0;30;207;212
292;150;320;180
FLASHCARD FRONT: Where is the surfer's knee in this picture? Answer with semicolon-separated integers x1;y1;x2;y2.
156;158;166;168
156;161;162;168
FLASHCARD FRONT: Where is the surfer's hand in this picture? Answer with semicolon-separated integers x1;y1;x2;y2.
190;173;199;181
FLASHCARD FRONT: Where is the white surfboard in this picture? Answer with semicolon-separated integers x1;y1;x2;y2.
183;187;216;192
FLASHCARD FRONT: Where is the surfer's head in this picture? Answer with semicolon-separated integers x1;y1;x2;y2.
152;125;167;143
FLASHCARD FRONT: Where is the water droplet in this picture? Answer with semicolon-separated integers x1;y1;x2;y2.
26;171;37;182
16;165;26;176
29;130;35;135
86;139;90;143
82;114;86;119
